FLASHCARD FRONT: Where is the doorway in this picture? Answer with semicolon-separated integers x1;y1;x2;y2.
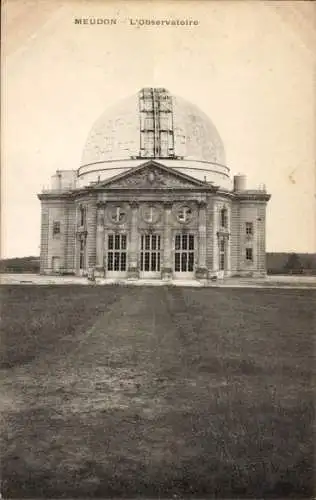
106;233;128;278
139;234;161;278
173;233;195;279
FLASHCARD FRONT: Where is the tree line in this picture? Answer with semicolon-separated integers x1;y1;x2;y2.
0;253;315;275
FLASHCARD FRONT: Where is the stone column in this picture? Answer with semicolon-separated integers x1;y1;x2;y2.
86;201;97;272
128;201;139;278
162;201;173;279
225;232;231;276
74;204;81;275
196;200;208;279
212;200;219;274
95;205;105;276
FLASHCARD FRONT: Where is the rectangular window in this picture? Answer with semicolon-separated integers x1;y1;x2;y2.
220;254;225;271
181;252;187;271
79;206;86;226
108;234;114;250
114;252;120;271
121;234;127;250
107;234;127;272
140;234;161;272
79;239;85;270
188;252;194;272
115;234;120;250
219;238;225;271
151;252;157;270
174;233;195;272
246;222;253;235
189;235;195;250
53;221;60;236
246;248;253;261
145;235;150;250
175;234;181;250
151;235;157;250
121;252;126;271
79;253;84;270
182;234;188;250
220;208;228;229
144;252;150;271
107;252;113;271
140;252;143;270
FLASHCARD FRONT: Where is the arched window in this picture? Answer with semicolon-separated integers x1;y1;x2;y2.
220;207;228;228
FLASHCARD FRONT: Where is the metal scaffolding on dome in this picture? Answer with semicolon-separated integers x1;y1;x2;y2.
138;88;175;159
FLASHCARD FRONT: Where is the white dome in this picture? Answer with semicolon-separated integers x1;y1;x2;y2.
78;88;231;188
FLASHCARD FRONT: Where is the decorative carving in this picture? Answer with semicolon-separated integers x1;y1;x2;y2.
140;203;162;224
106;166;202;190
107;204;128;225
175;204;194;224
147;171;156;183
129;200;139;209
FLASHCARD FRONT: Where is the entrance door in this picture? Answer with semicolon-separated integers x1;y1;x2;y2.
173;233;195;279
106;233;127;278
139;234;161;278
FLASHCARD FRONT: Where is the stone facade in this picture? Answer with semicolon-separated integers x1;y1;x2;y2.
38;87;271;280
38;161;270;279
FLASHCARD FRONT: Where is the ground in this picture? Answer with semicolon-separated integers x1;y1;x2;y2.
1;285;315;498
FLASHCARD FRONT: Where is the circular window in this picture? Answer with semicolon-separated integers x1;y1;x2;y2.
140;204;161;224
176;205;193;224
108;205;127;224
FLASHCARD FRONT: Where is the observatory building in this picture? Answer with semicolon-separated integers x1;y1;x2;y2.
38;87;270;280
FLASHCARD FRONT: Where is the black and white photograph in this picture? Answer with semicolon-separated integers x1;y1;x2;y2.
1;0;315;498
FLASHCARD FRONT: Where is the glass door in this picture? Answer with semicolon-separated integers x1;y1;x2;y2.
139;234;161;278
174;233;195;279
106;233;127;278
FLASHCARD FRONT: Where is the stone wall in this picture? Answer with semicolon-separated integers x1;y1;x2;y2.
39;198;76;274
39;188;269;278
234;199;268;276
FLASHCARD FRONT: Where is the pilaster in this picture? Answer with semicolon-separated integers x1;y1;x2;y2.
95;206;105;275
161;201;173;279
212;199;219;273
86;201;97;269
196;200;208;279
128;200;139;278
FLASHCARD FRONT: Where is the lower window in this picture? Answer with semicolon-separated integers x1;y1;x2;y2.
140;234;161;272
174;234;195;272
246;247;253;261
107;234;127;271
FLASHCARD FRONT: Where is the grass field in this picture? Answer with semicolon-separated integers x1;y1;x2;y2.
1;285;315;498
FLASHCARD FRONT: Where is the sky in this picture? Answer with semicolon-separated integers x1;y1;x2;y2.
2;0;316;257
